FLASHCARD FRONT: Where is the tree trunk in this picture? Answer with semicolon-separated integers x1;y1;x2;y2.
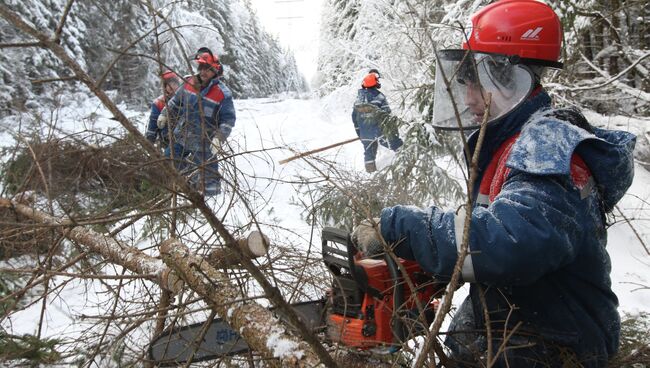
1;198;183;293
161;239;325;367
608;0;620;76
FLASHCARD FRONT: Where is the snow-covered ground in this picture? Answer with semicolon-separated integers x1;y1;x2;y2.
1;91;649;359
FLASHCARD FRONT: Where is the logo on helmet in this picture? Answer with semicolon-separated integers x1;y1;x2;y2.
463;22;474;42
521;27;543;40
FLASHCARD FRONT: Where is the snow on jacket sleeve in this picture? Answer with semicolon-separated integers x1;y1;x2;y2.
380;171;586;286
146;102;161;143
217;87;236;141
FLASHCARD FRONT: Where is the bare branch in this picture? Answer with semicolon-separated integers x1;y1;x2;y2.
0;41;43;48
414;93;492;368
572;52;650;93
53;0;75;43
30;76;78;84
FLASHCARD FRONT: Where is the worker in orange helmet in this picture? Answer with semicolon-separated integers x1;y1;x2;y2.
351;69;403;173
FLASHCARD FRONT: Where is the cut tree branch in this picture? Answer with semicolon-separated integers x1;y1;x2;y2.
279;137;359;164
1;197;183;293
160;239;324;367
2;197;325;366
206;231;270;269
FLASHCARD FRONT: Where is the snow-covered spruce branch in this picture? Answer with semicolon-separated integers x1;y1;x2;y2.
571;52;650;95
0;5;337;366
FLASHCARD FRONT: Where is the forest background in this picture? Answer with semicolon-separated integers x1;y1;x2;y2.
0;0;648;366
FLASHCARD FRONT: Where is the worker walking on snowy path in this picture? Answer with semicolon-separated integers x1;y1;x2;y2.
352;1;636;367
351;69;403;173
159;47;236;196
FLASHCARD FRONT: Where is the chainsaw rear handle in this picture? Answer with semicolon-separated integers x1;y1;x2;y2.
321;227;385;298
321;227;357;253
321;227;405;322
321;227;355;275
385;252;406;343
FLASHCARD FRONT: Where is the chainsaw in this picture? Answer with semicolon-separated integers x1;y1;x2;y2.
148;227;444;365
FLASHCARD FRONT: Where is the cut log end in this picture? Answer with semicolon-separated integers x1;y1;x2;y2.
246;231;269;257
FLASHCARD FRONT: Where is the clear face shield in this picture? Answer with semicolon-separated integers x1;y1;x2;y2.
432;50;536;130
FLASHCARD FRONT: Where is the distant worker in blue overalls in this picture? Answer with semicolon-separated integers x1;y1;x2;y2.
351;69;403;173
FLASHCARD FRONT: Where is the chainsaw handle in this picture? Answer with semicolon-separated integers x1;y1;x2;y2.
321;227;353;250
321;227;357;276
385;252;406;343
321;227;381;299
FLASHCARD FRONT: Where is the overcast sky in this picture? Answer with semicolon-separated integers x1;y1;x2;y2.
249;0;324;84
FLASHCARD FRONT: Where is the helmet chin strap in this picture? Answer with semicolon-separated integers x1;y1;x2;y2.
528;65;546;85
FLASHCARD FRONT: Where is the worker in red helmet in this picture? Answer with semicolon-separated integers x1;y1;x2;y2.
145;70;181;148
161;47;235;196
353;1;636;366
194;48;224;80
351;69;403;173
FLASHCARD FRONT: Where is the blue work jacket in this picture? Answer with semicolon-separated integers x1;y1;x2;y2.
166;76;236;152
380;90;636;367
351;87;391;139
145;95;168;145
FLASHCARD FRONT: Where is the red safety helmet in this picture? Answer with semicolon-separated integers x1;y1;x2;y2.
195;49;223;76
463;0;563;68
432;0;564;130
161;70;178;81
361;73;380;88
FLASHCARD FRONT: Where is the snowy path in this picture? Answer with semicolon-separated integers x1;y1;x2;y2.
219;97;398;240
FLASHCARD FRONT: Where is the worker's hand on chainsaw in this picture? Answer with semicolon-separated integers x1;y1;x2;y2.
352;218;384;257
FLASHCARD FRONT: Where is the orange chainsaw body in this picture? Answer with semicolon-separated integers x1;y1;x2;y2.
325;253;442;349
